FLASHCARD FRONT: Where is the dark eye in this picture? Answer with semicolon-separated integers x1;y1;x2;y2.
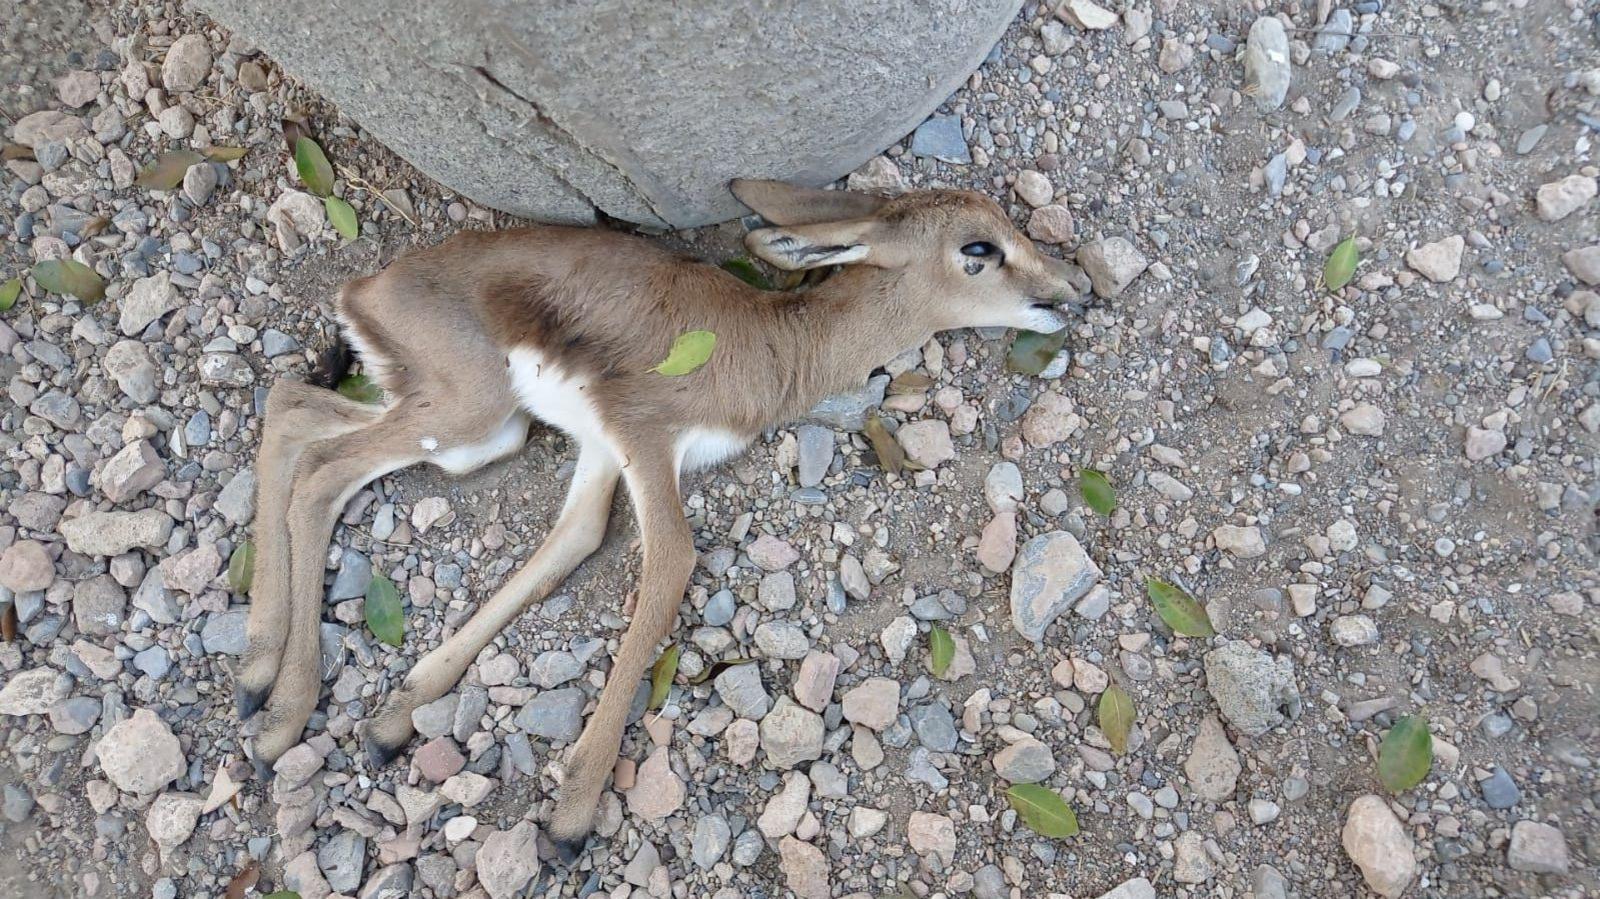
961;241;999;258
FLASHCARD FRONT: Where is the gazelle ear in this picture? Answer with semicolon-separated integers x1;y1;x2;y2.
744;220;877;271
730;179;887;226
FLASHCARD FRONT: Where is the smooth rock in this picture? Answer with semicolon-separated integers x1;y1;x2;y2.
1342;795;1416;897
1243;18;1292;111
1406;235;1464;283
1077;237;1147;298
1009;531;1102;640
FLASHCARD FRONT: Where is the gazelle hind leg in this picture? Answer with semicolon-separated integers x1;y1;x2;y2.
364;443;620;765
236;380;385;720
250;403;520;763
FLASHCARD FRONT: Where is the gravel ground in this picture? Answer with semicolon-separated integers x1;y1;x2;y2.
1;1;1597;898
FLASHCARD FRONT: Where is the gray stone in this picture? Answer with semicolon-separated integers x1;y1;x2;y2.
514;688;585;742
1481;766;1520;809
759;697;824;768
691;814;732;869
0;668;68;716
703;589;736;627
73;575;126;636
97;440;163;502
1;785;32;823
202;610;249;655
1342;795;1416;897
97;708;184;793
49;696;101;734
909;115;970;164
475;821;541;898
133;646;171;679
1095;878;1156;899
1507;820;1569;874
993;737;1055;783
328;549;372;601
1184;716;1241;801
319;831;367;893
795;425;833;487
61;508;175;556
528;650;582;688
1076;237;1147;298
120;273;180;336
1313;8;1352;52
1243;17;1291;111
808;374;889;430
182;161;218;206
215;468;257;526
162;34;213;92
1009;531;1102;640
754;621;810;660
198;0;1023;226
358;863;414;899
909;702;957;751
104;340;159;404
715;658;771;719
1203;640;1301;736
261;328;300;358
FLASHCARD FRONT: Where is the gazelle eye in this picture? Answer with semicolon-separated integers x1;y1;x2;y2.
961;241;999;257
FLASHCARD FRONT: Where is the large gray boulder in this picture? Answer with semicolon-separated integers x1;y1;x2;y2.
200;0;1023;227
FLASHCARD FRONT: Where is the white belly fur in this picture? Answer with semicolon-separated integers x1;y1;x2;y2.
507;348;747;475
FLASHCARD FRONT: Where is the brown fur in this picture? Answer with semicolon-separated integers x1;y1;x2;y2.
235;180;1081;854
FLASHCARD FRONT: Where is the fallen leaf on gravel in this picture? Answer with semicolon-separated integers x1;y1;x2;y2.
649;644;680;710
1006;783;1079;838
1378;715;1433;793
135;149;205;190
32;259;105;303
1147;578;1216;637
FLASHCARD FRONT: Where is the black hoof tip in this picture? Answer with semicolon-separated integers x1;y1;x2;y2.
364;735;405;769
250;756;276;782
551;835;587;867
235;685;269;720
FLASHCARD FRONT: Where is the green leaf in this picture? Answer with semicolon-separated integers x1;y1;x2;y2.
688;656;755;685
929;626;954;678
325;196;359;241
1377;715;1433;793
1078;469;1115;516
262;893;302;899
1006;783;1079;838
1006;328;1068;376
1324;236;1359;292
134;149;205;190
721;257;769;289
337;374;383;404
648;644;680;711
32;259;106;303
227;541;256;595
205;146;249;163
1098;684;1134;755
364;574;404;647
863;413;921;477
1146;578;1216;638
294;136;335;197
0;278;20;312
652;329;717;376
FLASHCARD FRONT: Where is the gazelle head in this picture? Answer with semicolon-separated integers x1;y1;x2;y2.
732;179;1080;334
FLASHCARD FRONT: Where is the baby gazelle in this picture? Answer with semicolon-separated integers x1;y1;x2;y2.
236;179;1078;857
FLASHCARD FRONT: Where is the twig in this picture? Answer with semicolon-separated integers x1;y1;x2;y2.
336;162;420;228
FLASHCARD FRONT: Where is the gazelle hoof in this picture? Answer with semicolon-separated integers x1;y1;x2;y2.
235;683;270;720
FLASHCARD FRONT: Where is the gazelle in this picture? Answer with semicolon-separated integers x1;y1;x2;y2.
235;179;1079;858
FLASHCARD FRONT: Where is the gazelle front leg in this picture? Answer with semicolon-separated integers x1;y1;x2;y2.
546;450;695;859
363;445;621;763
